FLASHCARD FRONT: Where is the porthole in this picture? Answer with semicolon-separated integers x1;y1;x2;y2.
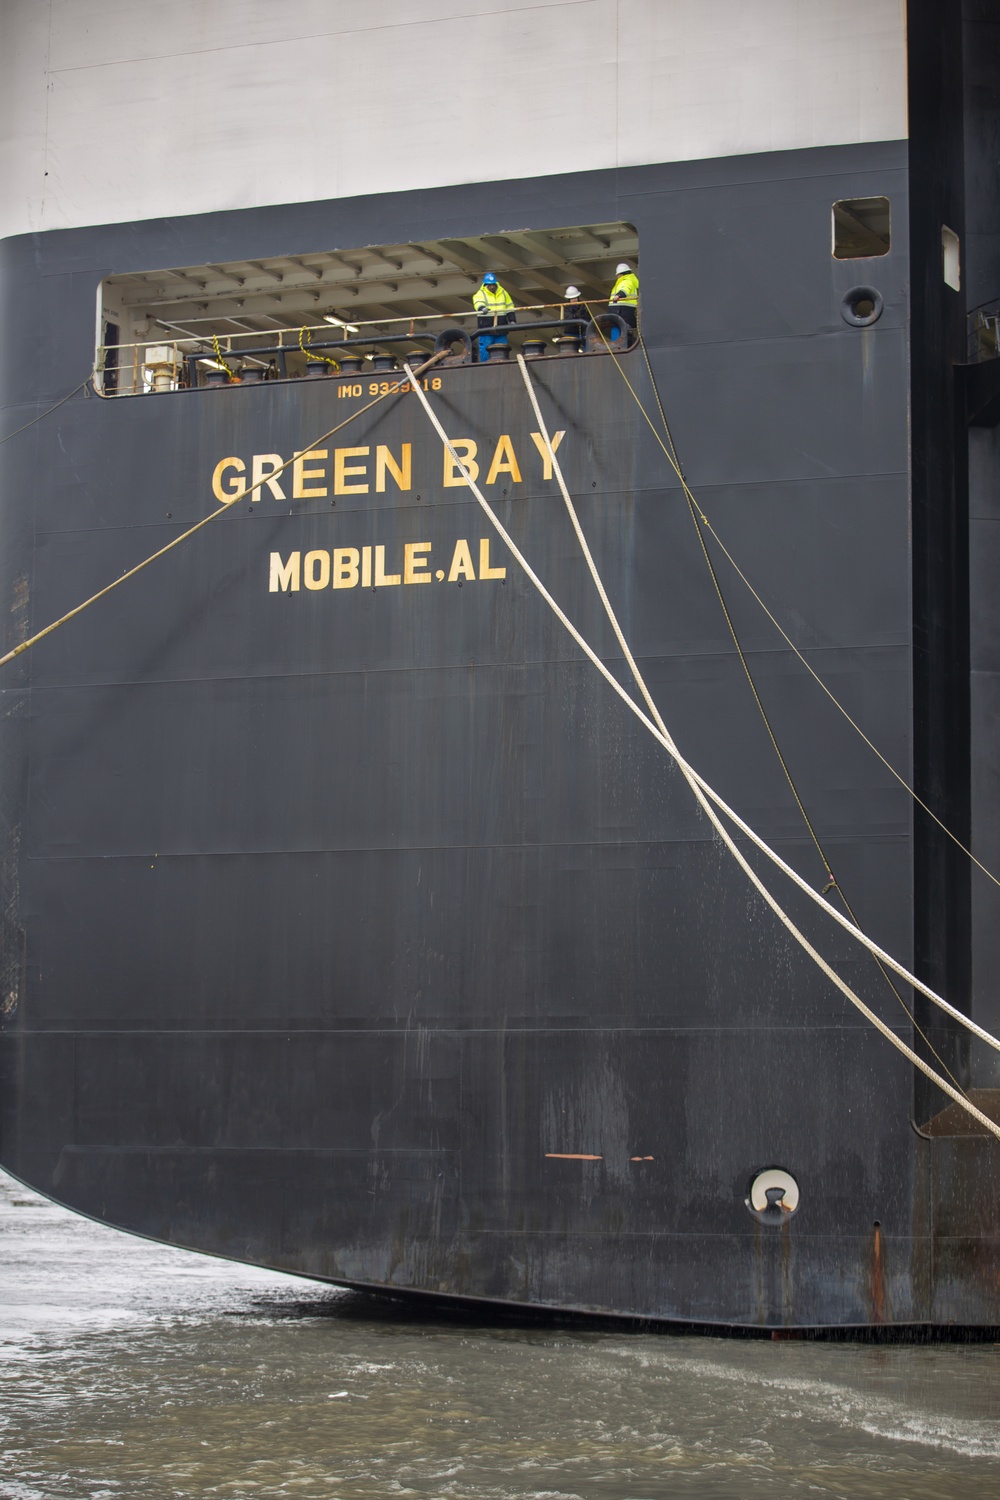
745;1167;800;1222
841;286;883;327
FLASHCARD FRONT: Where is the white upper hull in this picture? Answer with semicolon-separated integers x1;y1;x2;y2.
0;0;907;241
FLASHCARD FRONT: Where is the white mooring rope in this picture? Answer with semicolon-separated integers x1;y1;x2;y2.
403;358;1000;1143
513;355;1000;1060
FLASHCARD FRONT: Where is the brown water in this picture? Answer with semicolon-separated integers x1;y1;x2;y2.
2;1171;999;1499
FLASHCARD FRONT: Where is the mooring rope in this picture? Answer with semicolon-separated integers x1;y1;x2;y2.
623;331;969;1096
514;353;973;1102
0;353;445;671
5;339;994;1132
513;353;1000;1058
0;378;92;445
582;308;1000;899
404;358;1000;1142
299;325;340;371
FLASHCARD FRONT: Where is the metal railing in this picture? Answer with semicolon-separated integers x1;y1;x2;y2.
94;301;635;395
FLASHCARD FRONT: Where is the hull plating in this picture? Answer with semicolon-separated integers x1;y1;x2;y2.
3;143;985;1326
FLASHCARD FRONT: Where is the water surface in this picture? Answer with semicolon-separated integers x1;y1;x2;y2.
2;1170;999;1498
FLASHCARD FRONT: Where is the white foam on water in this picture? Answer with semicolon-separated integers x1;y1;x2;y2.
4;1172;1000;1496
573;1343;1000;1466
857;1409;1000;1459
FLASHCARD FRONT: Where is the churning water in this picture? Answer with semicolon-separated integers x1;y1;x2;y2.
2;1170;999;1499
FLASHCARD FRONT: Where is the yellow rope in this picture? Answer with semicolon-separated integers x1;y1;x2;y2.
299;325;340;371
211;333;237;381
0;352;444;672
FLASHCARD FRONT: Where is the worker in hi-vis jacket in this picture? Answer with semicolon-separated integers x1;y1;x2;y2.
609;261;639;340
473;273;516;362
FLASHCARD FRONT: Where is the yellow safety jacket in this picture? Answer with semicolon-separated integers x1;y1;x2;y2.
473;283;515;318
610;272;639;307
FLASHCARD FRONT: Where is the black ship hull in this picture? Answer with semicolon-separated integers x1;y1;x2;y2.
3;135;999;1328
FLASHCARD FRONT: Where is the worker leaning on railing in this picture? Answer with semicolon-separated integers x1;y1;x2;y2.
472;272;516;362
609;261;639;342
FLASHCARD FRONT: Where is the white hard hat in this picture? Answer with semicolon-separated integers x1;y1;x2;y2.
564;285;580;299
615;262;631;274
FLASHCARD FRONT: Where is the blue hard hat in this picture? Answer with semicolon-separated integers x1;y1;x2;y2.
482;272;498;286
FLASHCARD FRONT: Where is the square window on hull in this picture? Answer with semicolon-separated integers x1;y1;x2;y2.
832;197;891;259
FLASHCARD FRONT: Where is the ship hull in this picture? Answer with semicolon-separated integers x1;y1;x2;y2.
5;139;995;1328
